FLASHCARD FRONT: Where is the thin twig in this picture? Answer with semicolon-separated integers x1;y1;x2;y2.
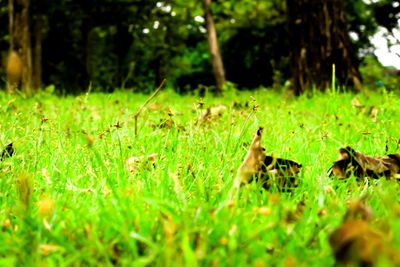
134;79;166;136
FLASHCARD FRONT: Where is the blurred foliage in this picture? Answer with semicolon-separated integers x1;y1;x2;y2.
360;56;400;91
371;0;400;32
0;0;399;93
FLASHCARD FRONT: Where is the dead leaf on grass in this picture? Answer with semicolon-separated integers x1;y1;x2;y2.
162;213;177;245
196;105;227;125
369;106;379;122
1;143;14;161
261;156;303;190
97;121;124;139
285;200;306;223
232;101;249;110
125;153;158;173
329;201;391;266
236;127;302;191
236;127;266;184
158;118;175;128
351;97;364;109
37;194;54;217
328;146;400;180
351;98;379;122
40;243;62;256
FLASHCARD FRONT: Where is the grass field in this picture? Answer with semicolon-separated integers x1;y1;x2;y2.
0;88;399;266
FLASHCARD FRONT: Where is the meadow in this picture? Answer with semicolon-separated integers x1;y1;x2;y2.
0;88;399;266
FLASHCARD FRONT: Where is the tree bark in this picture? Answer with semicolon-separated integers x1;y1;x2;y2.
32;0;43;90
286;0;362;95
204;0;225;95
82;15;93;90
8;0;33;95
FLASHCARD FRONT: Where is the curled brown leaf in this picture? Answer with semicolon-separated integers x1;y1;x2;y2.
125;153;158;173
1;143;14;161
197;105;227;125
236;127;302;191
328;146;400;180
329;201;391;266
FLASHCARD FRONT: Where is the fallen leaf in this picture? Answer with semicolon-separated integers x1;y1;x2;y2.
193;232;206;260
90;107;101;120
2;219;11;231
254;206;272;216
351;98;379;122
158;118;175;128
37;195;54;217
285;201;306;223
197;105;227;124
162;213;177;245
328;146;400;180
236;127;302;191
329;201;389;266
351;97;364;109
260;156;303;190
125;153;158;173
369;106;379;122
40;243;62;256
86;134;95;147
1;143;14;161
236;127;266;184
232;101;248;110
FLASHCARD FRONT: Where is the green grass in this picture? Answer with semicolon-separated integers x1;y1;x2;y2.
0;88;399;266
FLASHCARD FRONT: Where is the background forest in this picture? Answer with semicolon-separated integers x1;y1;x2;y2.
1;0;400;94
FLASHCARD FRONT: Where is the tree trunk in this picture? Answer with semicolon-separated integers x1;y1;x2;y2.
32;0;43;91
286;0;362;95
8;0;33;95
115;24;133;88
82;16;93;90
204;0;225;95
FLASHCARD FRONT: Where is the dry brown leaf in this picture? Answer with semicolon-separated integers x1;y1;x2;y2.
236;128;266;184
1;143;14;161
90;107;101;120
351;98;379;122
40;243;62;256
158;118;175;129
236;127;302;191
369;106;379;122
197;105;227;124
261;156;302;190
162;213;177;245
328;146;400;180
125;153;158;173
329;201;390;266
351;97;364;109
2;219;11;231
37;195;54;217
255;206;272;216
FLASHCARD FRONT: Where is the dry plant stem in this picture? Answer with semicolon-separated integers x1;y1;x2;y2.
134;79;166;136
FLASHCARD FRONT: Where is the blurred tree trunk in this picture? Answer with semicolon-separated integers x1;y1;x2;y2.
115;24;133;87
286;0;362;95
8;0;32;94
33;0;43;90
81;2;93;90
83;18;92;89
204;0;225;95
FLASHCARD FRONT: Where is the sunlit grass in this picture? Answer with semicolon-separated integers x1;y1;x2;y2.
0;88;399;266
